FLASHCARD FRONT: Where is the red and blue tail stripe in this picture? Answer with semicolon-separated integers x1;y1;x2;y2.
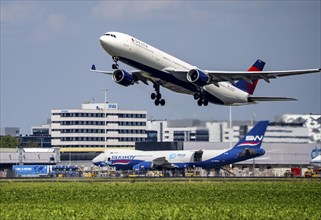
235;59;265;95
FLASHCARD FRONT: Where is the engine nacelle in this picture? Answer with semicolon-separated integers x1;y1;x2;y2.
112;69;135;87
133;162;153;171
187;69;209;86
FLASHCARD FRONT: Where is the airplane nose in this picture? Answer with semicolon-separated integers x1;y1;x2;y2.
100;35;108;46
99;35;116;55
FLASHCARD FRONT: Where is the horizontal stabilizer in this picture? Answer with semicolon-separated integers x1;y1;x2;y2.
248;97;297;102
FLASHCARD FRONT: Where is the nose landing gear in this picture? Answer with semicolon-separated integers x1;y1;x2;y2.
112;57;119;69
151;83;165;106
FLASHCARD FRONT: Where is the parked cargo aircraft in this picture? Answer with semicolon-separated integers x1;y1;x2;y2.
91;32;320;106
92;121;269;171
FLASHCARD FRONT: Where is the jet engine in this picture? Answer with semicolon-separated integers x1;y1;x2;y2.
112;69;135;87
187;69;209;86
133;162;153;171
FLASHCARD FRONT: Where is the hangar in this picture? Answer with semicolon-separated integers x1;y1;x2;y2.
0;148;60;169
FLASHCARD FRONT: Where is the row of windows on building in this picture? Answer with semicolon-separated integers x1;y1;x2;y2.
172;130;209;142
58;137;145;142
53;112;146;118
52;129;146;134
52;121;146;126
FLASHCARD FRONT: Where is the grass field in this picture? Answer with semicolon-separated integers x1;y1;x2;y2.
0;179;320;219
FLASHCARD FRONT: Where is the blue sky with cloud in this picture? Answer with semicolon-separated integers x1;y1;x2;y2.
1;1;320;134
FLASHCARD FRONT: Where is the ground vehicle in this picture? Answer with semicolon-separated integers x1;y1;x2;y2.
304;167;321;177
284;168;302;177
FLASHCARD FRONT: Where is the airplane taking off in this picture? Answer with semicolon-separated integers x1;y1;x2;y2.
91;32;320;106
92;121;269;172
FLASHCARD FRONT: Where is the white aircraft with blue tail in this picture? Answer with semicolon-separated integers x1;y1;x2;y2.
91;32;320;106
92;121;269;171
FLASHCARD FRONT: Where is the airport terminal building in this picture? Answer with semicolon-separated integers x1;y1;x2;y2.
51;103;147;148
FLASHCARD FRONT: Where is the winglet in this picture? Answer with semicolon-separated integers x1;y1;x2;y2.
91;64;96;70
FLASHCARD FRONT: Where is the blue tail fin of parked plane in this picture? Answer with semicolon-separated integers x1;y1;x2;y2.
233;120;269;149
235;59;265;95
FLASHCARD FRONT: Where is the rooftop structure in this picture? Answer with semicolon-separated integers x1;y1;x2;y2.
278;114;321;143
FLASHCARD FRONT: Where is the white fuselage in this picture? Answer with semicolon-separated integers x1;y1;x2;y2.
93;149;226;165
311;155;321;167
99;32;250;105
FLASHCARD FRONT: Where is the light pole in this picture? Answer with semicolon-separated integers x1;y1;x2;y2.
102;89;108;148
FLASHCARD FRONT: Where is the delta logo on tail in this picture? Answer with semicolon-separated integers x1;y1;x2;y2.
235;59;265;95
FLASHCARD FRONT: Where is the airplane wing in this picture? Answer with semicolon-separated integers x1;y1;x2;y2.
90;64;149;85
152;157;175;169
205;68;321;85
166;67;320;85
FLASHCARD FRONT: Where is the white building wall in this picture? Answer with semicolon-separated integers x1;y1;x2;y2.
146;120;168;142
221;123;240;143
51;103;147;148
280;114;321;143
205;122;221;142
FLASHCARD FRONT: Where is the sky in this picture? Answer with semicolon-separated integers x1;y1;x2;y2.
1;1;320;134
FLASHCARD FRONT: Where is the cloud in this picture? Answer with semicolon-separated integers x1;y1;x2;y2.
0;2;43;24
30;14;80;41
91;1;181;21
46;14;69;33
1;2;80;41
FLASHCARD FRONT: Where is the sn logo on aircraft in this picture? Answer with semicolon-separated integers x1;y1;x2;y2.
245;135;263;141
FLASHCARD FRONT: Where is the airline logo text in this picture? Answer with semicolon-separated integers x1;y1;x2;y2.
245;135;263;142
112;155;136;160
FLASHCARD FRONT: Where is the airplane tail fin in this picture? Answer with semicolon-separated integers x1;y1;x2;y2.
235;59;265;95
233;120;269;149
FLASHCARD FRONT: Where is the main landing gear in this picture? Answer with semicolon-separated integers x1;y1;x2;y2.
112;56;119;69
194;92;208;106
151;84;165;106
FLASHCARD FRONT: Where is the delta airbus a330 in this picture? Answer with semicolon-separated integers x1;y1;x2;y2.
91;32;320;106
93;121;269;171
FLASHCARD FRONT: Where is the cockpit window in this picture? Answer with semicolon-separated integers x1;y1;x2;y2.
104;33;116;38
